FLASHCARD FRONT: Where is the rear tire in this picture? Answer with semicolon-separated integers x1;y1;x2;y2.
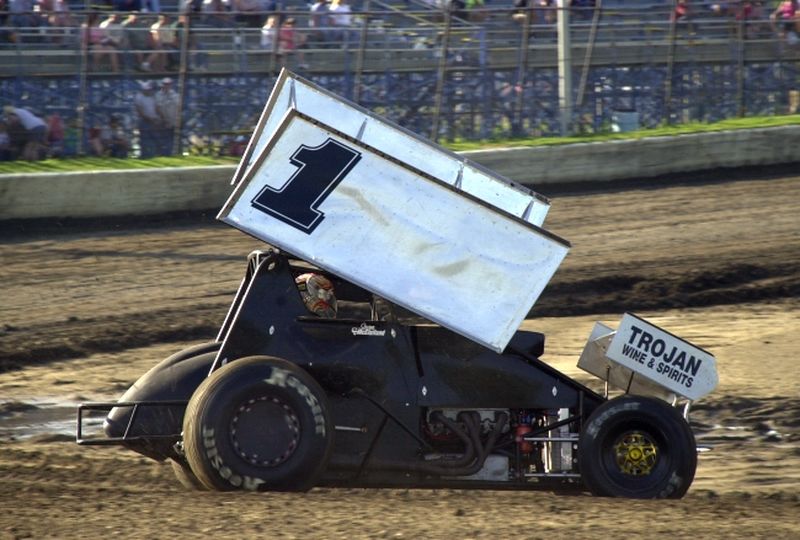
579;395;697;499
183;356;333;492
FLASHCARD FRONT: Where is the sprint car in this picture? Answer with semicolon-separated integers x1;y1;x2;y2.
77;71;717;499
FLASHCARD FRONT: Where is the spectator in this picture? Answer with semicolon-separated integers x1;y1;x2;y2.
83;12;120;73
174;14;209;71
1;0;11;45
146;14;179;72
142;0;161;13
90;114;130;158
0;121;12;161
260;13;279;51
282;17;306;66
45;112;64;157
155;77;179;156
671;0;693;35
511;0;531;24
672;0;690;23
3;105;48;161
180;0;203;13
226;134;248;156
262;15;305;67
62;116;79;157
571;0;595;22
9;0;45;43
465;0;486;23
309;0;333;47
99;13;126;65
232;0;264;28
39;0;74;44
202;0;234;28
264;0;286;23
329;0;355;44
122;11;152;71
88;123;104;156
513;0;554;32
539;0;556;25
113;0;143;11
449;0;468;21
736;0;764;39
4;113;27;158
770;0;799;44
134;80;160;158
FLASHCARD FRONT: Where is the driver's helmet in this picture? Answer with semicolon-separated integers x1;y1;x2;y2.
295;273;337;318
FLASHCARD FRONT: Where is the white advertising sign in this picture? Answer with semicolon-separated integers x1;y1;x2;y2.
606;313;718;400
230;69;552;227
219;109;570;353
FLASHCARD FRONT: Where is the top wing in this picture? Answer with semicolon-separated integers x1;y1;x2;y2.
219;70;569;353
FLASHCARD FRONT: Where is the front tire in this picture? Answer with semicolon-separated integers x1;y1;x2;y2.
170;457;207;491
183;356;333;492
579;395;697;499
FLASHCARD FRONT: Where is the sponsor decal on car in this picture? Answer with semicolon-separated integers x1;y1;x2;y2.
606;313;718;400
351;323;386;337
251;138;361;234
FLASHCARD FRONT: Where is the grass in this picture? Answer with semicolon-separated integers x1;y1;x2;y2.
446;114;800;152
1;115;798;174
0;155;239;175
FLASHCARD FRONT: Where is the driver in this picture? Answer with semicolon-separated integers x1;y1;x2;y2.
295;273;337;318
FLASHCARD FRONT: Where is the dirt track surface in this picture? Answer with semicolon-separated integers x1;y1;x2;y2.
1;173;799;539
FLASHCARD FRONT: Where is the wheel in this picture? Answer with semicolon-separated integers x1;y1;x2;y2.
170;457;207;491
578;395;697;499
183;356;333;492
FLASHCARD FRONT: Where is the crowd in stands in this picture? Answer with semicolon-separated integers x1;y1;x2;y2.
2;1;800;161
669;0;800;42
1;76;180;160
1;1;798;57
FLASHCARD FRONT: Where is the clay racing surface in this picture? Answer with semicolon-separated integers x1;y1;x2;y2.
1;172;798;539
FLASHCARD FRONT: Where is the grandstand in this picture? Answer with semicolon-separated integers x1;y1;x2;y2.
1;1;799;157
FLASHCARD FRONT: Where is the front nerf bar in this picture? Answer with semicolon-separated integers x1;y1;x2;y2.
76;400;187;445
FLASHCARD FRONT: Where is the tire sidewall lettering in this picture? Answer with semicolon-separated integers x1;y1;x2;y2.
185;356;333;492
264;367;327;436
586;401;640;439
201;426;266;491
658;472;681;498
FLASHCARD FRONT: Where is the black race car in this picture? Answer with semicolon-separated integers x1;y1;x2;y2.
78;249;698;498
77;70;706;499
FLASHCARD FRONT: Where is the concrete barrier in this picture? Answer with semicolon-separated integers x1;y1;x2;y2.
463;126;800;185
1;126;798;220
0;166;234;220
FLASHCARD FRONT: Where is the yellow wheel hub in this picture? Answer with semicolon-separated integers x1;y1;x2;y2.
614;432;658;476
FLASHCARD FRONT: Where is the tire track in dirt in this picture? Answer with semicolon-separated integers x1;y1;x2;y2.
1;174;798;372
